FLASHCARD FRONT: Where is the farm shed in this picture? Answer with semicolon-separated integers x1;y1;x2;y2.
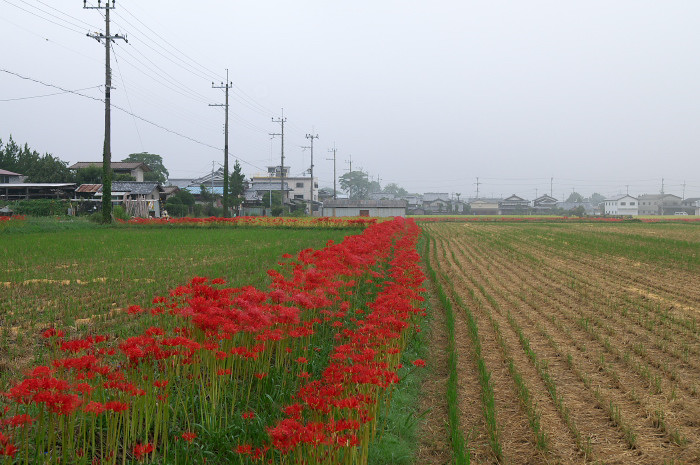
322;199;407;217
0;183;76;200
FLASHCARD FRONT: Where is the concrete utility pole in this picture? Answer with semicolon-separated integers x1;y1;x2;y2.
270;111;287;210
84;0;127;223
550;177;553;198
305;133;319;214
475;177;481;199
345;154;353;173
209;69;232;217
327;144;337;199
661;178;665;195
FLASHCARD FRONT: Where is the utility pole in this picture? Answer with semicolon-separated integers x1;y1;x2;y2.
84;0;127;223
550;177;553;198
305;133;319;215
475;177;481;199
209;69;232;217
345;154;353;173
661;178;665;195
270;111;287;210
327;144;337;199
682;181;686;200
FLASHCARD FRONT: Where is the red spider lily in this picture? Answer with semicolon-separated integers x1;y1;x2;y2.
412;359;426;367
242;411;255;420
181;431;197;442
132;442;154;460
3;414;34;427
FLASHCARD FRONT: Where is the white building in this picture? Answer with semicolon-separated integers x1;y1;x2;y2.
322;199;407;217
251;166;317;205
603;195;638;216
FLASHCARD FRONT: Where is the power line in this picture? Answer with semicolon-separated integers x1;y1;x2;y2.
2;0;85;34
0;85;101;101
111;45;144;151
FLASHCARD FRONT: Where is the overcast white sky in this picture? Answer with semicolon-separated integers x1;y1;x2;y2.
1;1;699;199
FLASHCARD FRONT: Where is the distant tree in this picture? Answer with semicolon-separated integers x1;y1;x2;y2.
165;190;195;217
122;153;169;184
383;183;409;196
199;184;213;204
262;191;283;216
0;136;72;183
228;160;246;213
75;166;102;184
589;192;605;205
569;205;586;217
318;187;335;200
339;171;371;200
113;173;136;182
566;192;584;203
369;180;381;194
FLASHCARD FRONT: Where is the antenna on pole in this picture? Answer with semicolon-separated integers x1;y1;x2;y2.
327;144;337;200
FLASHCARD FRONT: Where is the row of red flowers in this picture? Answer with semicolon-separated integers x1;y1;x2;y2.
0;217;426;464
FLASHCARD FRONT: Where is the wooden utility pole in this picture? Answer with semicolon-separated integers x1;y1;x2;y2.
210;69;232;217
305;133;319;214
270;112;287;210
84;0;127;223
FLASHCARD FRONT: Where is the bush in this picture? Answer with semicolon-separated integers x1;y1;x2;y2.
12;199;69;217
112;205;130;221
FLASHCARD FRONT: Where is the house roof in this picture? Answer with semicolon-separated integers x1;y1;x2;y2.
250;181;293;191
184;186;224;195
0;169;22;176
162;186;180;195
423;192;450;202
0;183;75;188
323;199;407;208
637;193;681;200
502;194;527;202
76;184;102;193
533;194;558;203
604;195;637;201
99;182;160;195
69;162;151;172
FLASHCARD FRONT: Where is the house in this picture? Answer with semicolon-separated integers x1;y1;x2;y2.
499;195;530;215
0;183;76;200
76;182;163;217
532;195;559;214
423;198;451;214
69;162;152;182
637;194;683;215
0;169;24;183
251;166;318;212
681;198;700;216
469;198;502;215
322;199;407;217
602;195;638;216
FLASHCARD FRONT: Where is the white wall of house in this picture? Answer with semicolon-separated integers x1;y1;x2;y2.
604;195;638;215
321;206;405;217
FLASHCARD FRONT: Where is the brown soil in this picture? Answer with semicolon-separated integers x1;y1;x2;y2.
423;223;700;465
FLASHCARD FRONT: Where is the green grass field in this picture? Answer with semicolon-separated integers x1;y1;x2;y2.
0;219;359;385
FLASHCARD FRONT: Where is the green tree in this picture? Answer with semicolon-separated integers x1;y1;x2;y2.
122;153;169;184
339;171;371;200
566;191;584;203
229;160;246;214
383;183;409;196
0;136;72;183
165;189;195;217
76;166;103;184
589;192;605;205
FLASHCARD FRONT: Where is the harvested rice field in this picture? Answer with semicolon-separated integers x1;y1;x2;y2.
419;221;700;465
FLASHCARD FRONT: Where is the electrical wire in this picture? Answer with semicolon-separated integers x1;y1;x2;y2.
111;44;144;151
0;85;102;101
2;0;86;35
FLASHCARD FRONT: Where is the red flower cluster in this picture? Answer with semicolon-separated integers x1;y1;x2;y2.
0;217;425;464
